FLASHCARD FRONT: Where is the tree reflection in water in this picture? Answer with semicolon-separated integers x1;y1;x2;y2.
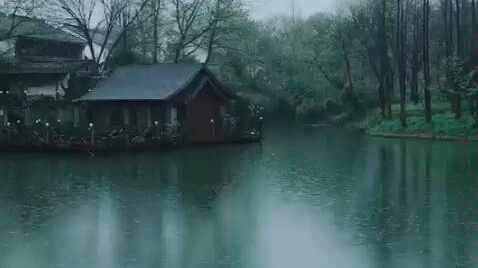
0;129;476;268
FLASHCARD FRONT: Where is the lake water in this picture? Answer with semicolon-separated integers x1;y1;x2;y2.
0;124;477;268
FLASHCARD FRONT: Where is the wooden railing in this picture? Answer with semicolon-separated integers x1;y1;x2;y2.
0;114;262;148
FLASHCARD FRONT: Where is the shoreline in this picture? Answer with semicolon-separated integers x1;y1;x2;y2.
0;132;263;154
366;131;478;142
361;111;478;142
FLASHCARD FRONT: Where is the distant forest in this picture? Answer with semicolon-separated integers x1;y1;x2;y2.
1;0;477;121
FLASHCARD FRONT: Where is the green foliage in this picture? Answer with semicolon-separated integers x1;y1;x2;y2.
207;10;369;119
439;56;471;93
72;0;477;122
390;102;453;116
367;113;477;138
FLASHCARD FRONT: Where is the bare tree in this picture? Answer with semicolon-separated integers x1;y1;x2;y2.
0;0;43;57
203;0;244;64
47;0;148;71
336;17;354;93
0;1;37;37
204;0;221;64
150;0;161;63
171;0;211;63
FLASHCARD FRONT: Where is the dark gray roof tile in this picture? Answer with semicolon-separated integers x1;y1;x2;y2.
77;64;204;101
0;13;84;44
0;58;91;73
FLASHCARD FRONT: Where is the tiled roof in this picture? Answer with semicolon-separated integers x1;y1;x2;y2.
0;13;84;44
0;58;92;73
76;64;205;101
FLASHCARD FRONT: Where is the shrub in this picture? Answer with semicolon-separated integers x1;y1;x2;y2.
366;112;477;138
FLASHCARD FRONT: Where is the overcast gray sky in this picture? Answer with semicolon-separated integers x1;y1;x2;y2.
249;0;356;20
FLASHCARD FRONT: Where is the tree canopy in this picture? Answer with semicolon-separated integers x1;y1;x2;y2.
2;0;477;121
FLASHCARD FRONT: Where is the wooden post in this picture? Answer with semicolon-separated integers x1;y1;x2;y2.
259;116;263;135
45;122;50;144
55;80;59;100
0;106;4;128
123;108;130;126
89;123;95;146
57;108;63;123
210;118;215;142
154;121;159;139
123;108;130;145
15;119;21;142
6;121;10;143
147;107;152;128
0;106;8;127
24;107;31;126
73;106;80;128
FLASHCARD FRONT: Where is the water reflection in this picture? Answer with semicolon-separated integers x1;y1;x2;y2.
0;129;476;268
0;145;260;268
424;144;432;267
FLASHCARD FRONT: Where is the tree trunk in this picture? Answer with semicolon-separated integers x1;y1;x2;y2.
122;9;129;53
473;0;477;67
174;46;181;63
455;0;461;56
378;83;385;116
450;92;462;118
440;1;452;91
424;0;432;123
449;1;454;55
153;19;159;63
442;1;450;57
411;0;421;104
86;38;97;66
204;22;217;64
389;67;395;98
384;69;393;119
379;0;392;119
399;0;407;128
342;38;354;91
152;0;161;64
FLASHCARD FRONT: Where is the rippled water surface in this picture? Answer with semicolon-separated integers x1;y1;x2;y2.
0;124;477;268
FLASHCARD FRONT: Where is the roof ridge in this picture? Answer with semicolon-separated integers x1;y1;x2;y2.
165;65;205;100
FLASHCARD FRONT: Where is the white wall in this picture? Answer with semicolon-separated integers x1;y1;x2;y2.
61;27;109;64
0;39;16;58
82;42;109;64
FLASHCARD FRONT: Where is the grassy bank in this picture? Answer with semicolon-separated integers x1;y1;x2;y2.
389;101;471;116
366;112;478;140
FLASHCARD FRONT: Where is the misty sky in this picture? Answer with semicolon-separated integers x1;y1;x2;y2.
250;0;355;19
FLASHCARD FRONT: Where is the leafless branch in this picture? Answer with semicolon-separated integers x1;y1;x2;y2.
47;0;148;71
